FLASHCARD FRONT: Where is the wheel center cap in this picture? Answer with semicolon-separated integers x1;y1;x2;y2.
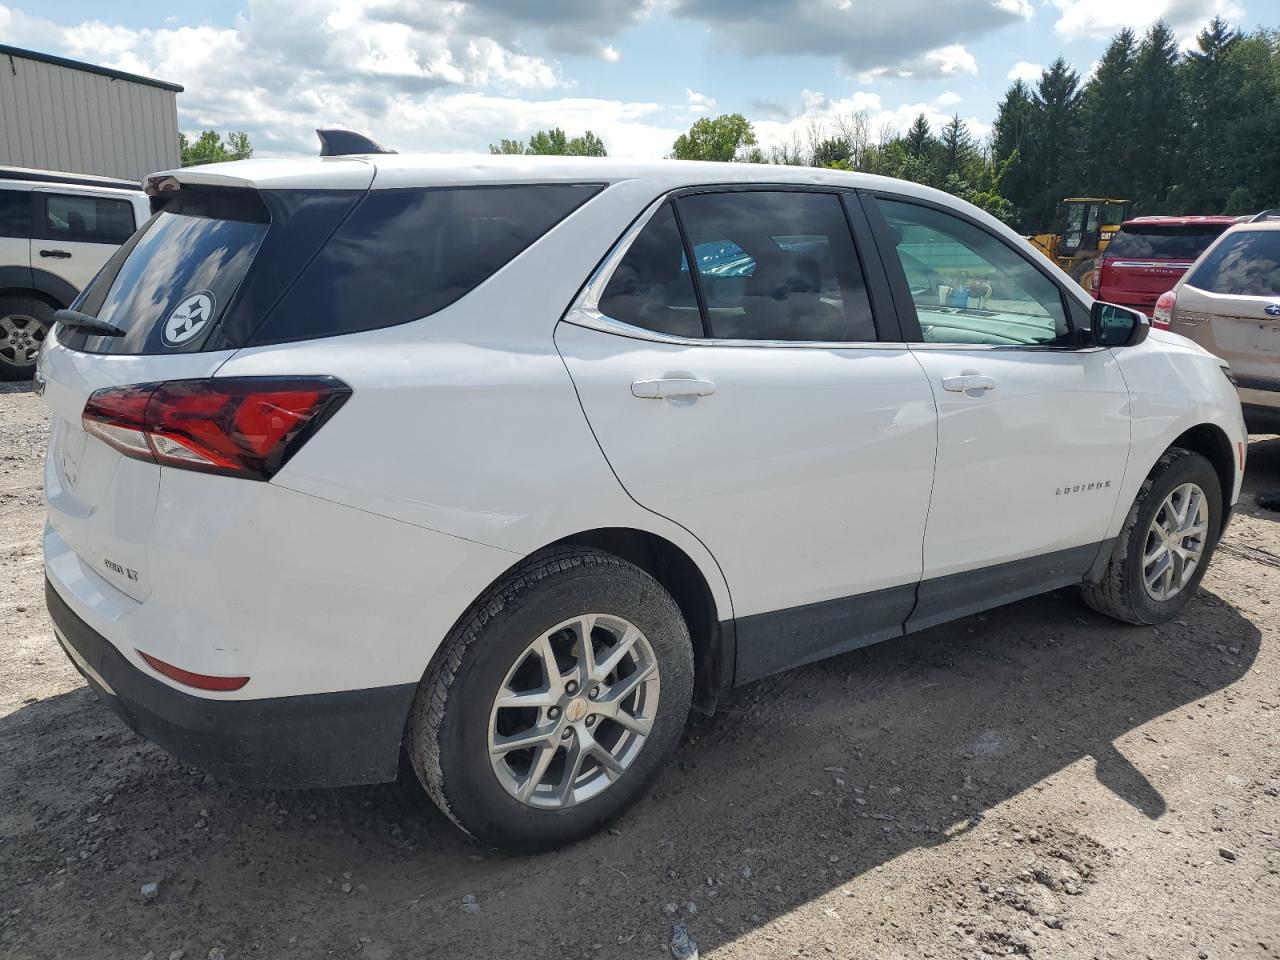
565;698;588;723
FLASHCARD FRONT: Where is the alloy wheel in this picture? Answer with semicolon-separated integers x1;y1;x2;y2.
1141;482;1209;602
487;613;660;809
0;313;47;371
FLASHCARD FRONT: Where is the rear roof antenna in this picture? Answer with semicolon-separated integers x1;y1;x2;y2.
316;129;397;157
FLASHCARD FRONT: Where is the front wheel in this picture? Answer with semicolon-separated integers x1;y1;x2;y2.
407;548;694;851
1083;448;1222;624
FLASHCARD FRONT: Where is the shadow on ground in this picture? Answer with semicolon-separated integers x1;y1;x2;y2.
0;580;1262;959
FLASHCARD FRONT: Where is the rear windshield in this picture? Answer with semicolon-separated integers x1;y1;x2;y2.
62;182;602;355
1185;229;1280;297
64;190;268;354
1105;225;1228;261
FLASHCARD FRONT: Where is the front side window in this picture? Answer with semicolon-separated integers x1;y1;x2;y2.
44;193;136;245
0;189;29;239
1185;229;1280;297
676;191;876;342
876;198;1070;347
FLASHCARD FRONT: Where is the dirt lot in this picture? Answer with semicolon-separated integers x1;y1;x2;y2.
1;380;1278;960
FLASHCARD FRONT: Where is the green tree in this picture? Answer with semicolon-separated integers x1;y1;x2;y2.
903;113;934;159
179;130;254;166
812;136;851;168
671;114;758;161
1128;21;1182;210
938;113;975;181
991;80;1037;227
1179;17;1243;211
1079;29;1138;199
1026;57;1083;229
489;128;608;157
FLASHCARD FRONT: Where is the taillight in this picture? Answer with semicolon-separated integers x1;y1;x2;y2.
1153;290;1176;329
82;376;350;480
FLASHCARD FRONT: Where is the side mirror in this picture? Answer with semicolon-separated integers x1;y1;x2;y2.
1090;301;1150;347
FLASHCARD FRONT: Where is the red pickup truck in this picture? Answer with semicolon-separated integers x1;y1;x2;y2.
1090;216;1245;315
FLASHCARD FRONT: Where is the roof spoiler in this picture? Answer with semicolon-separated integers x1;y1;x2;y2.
1251;209;1280;223
316;129;397;157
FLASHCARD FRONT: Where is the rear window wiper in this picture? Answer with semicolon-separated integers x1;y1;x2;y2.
53;309;126;338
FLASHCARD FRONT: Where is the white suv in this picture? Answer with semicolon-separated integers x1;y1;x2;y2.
40;150;1247;851
0;167;148;379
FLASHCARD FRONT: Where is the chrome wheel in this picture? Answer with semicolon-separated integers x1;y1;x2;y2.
0;313;46;371
1142;482;1209;601
488;614;660;809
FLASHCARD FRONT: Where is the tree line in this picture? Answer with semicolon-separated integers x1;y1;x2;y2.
491;18;1279;233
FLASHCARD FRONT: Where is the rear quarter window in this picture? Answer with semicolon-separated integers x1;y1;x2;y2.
1186;230;1280;297
1106;226;1226;261
247;183;602;345
0;189;29;239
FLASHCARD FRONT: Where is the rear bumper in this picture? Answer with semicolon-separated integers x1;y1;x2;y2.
1239;377;1280;433
46;578;415;789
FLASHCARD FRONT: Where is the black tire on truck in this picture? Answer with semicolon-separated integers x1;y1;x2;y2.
0;296;54;381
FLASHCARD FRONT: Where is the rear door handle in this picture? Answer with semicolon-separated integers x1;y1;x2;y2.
631;377;717;400
941;374;996;393
39;249;72;259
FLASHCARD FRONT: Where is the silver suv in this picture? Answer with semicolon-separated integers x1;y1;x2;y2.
0;167;147;379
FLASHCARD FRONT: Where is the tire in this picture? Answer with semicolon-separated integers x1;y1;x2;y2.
1072;258;1097;292
0;296;53;381
407;547;694;851
1083;448;1222;625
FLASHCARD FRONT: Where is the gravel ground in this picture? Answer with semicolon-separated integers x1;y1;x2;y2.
1;380;1278;960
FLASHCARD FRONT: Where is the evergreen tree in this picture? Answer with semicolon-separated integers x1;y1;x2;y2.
1079;29;1137;199
904;114;934;159
1180;17;1242;210
939;114;975;181
1028;57;1082;229
1128;22;1182;210
991;80;1037;228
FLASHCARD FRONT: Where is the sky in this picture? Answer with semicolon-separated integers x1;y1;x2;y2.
0;0;1273;160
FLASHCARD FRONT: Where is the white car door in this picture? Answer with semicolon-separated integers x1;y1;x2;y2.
32;190;140;293
863;193;1132;631
557;188;938;682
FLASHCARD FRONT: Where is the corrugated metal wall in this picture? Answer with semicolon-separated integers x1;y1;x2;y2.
0;53;179;181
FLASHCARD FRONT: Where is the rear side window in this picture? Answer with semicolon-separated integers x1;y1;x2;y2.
677;191;876;342
249;184;601;345
1106;226;1226;261
44;193;136;245
599;203;702;338
1186;230;1280;297
0;189;29;238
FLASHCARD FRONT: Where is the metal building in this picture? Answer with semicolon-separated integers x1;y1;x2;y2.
0;45;182;182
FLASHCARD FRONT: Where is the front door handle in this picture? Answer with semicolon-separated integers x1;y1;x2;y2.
941;374;996;394
631;377;717;400
39;249;72;259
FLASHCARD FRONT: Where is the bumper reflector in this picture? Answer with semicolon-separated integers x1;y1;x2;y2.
139;651;250;692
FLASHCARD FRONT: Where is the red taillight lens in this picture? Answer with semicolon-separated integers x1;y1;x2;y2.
1153;290;1176;330
83;376;350;480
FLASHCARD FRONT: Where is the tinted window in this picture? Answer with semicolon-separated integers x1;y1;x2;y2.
1186;229;1280;297
877;198;1069;347
676;191;876;342
62;190;268;355
598;203;702;338
1106;225;1227;261
0;189;29;239
45;193;136;245
250;183;601;345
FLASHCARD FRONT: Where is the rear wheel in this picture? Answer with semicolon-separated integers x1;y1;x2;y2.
407;547;694;851
1083;448;1222;624
0;296;52;381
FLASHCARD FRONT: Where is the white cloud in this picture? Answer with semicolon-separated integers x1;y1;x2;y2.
600;44;621;63
685;88;718;113
859;43;979;82
673;0;1023;80
935;91;963;107
993;0;1034;17
1006;60;1043;82
1051;0;1244;41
